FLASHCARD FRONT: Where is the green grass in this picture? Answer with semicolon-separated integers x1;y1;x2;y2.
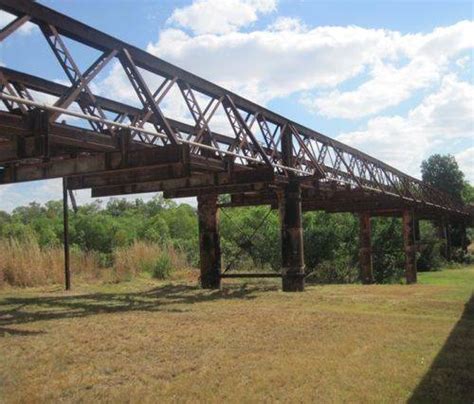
0;266;472;403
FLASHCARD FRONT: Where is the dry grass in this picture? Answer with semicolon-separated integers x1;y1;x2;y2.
113;241;189;280
0;267;472;403
0;239;190;288
0;238;101;287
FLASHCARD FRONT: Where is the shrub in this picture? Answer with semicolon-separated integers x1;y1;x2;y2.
306;256;359;284
113;241;186;281
150;254;173;279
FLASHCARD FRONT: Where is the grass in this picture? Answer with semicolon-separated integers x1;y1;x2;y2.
0;239;189;287
0;267;472;403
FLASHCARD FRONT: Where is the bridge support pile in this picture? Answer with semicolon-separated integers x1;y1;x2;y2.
403;209;417;284
198;194;221;289
359;212;374;284
279;181;305;292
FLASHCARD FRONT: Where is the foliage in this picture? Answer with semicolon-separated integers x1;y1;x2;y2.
150;254;174;279
421;154;465;201
306;254;359;284
421;154;471;260
462;181;474;204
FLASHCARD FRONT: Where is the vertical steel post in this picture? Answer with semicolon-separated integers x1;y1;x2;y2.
359;212;374;284
197;194;221;289
62;177;71;291
402;209;417;284
279;180;305;292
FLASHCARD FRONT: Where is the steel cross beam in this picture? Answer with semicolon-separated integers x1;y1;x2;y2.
0;14;29;41
119;48;178;145
40;24;113;133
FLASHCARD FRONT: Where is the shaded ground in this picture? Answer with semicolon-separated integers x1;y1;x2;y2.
0;268;472;403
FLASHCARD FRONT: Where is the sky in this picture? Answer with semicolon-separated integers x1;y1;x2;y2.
0;0;473;212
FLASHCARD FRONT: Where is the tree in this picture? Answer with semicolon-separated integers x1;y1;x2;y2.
462;182;474;204
421;154;465;201
421;154;471;259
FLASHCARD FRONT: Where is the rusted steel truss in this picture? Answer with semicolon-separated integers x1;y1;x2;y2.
0;0;469;218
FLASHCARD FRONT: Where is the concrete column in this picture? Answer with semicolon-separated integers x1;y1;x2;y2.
279;180;305;292
197;194;221;289
359;212;374;284
402;209;417;284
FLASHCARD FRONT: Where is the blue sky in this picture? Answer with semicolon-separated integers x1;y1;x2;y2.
0;0;473;211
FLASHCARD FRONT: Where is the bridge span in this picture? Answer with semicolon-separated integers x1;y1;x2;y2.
0;0;471;291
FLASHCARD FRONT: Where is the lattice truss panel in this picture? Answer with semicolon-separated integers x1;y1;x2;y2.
0;1;464;213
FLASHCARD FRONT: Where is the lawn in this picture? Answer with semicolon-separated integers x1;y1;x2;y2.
0;267;473;403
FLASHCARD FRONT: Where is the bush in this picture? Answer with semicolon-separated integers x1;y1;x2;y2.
150;254;173;279
306;256;359;284
113;241;186;281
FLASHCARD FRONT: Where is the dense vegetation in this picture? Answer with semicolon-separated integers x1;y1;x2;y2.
0;154;471;287
0;194;460;287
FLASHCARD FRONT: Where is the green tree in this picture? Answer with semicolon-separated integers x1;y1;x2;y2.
421;154;471;260
462;182;474;204
421;154;465;201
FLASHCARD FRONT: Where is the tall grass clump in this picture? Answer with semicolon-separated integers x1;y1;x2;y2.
112;241;187;281
0;237;100;287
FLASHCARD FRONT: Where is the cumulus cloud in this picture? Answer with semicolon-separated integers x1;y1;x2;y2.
455;55;471;69
146;25;398;104
337;74;474;177
305;20;473;119
456;147;474;183
143;12;474;111
167;0;276;35
91;0;474;119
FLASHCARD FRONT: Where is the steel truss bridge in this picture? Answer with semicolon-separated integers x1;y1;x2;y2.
0;0;471;291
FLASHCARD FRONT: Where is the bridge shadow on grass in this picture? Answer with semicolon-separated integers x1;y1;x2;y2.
0;283;276;333
409;294;474;403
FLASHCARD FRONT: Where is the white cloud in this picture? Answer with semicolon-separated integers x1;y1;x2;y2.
303;58;441;119
337;74;474;177
455;55;471;69
0;10;35;36
142;16;473;111
146;25;397;104
268;16;306;32
167;0;276;35
303;20;474;119
456;147;474;183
